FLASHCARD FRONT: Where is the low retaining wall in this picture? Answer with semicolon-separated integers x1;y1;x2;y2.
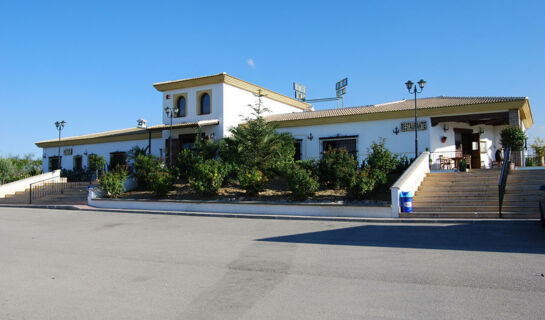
0;170;62;198
390;152;430;217
88;189;392;218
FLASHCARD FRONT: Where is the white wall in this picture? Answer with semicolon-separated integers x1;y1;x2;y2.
222;83;303;137
277;117;432;163
161;83;224;140
42;138;162;172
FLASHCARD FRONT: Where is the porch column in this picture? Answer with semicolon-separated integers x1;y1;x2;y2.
509;109;523;167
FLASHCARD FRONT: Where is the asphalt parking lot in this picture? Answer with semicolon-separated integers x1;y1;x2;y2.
1;207;544;319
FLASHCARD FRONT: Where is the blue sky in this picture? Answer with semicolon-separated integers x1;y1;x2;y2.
1;0;544;157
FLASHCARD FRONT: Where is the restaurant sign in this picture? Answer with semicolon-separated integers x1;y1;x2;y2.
400;121;427;132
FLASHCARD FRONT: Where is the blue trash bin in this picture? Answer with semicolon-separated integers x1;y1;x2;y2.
400;191;413;213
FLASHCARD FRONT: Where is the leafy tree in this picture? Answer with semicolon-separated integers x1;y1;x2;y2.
127;145;149;161
0;158;16;184
88;154;107;177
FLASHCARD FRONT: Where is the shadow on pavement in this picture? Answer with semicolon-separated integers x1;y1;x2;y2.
257;221;545;254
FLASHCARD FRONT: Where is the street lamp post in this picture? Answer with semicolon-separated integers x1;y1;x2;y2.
405;79;426;159
54;120;66;171
164;105;179;167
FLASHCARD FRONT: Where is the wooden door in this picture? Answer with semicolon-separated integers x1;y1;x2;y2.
471;133;481;169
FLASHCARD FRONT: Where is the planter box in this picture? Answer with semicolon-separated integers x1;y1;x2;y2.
88;189;393;218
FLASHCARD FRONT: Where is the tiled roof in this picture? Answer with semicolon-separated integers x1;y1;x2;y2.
264;96;528;122
35;120;219;147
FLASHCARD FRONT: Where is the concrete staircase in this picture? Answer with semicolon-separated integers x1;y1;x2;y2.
0;183;90;205
0;188;32;204
402;168;545;219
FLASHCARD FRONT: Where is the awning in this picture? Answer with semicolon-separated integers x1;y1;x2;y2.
145;119;220;132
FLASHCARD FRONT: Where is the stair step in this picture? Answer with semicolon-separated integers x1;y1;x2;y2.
413;200;538;207
401;212;539;219
413;206;539;213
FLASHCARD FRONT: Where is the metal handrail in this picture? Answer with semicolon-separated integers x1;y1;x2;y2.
29;178;91;204
29;176;65;204
498;146;511;218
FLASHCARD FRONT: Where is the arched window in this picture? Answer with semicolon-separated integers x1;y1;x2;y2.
200;93;211;115
177;96;186;117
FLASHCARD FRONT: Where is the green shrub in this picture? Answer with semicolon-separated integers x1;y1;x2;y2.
318;149;358;189
500;126;526;151
364;138;399;178
148;167;174;196
189;160;226;196
99;168;127;198
176;149;200;182
238;167;268;196
282;163;319;201
296;159;319;179
133;154;161;188
346;169;377;200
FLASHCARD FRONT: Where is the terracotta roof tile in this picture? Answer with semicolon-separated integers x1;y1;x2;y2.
264;96;527;122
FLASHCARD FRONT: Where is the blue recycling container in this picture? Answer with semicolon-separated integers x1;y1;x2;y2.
400;191;414;213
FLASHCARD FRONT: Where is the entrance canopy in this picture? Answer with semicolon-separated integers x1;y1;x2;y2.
145;119;220;132
431;112;509;127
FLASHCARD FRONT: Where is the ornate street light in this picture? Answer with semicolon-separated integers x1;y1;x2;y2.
405;79;426;159
54;120;66;171
164;105;179;167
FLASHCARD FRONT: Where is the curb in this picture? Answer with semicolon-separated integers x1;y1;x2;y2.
0;204;540;224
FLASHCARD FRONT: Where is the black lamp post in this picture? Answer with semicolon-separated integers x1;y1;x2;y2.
164;105;179;167
405;79;426;159
54;120;66;171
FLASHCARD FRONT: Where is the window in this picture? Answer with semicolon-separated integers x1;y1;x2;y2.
320;136;357;158
199;93;211;115
176;96;187;117
109;152;127;170
294;139;302;161
73;155;83;170
49;156;61;171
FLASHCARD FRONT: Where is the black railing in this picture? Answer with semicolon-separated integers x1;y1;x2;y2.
29;177;90;204
498;146;511;218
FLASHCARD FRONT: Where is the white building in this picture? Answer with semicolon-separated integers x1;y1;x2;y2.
36;73;534;172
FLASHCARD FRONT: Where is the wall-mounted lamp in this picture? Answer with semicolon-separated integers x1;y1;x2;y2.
442;124;449;132
478;127;484;134
83;151;88;156
393;127;400;135
307;133;314;141
42;154;46;159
